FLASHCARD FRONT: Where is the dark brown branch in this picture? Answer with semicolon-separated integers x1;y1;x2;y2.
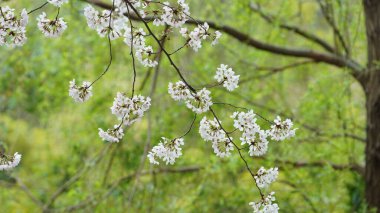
249;2;336;53
83;0;364;77
275;160;364;176
239;60;317;84
317;0;350;56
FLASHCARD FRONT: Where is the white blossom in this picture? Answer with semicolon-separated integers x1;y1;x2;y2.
168;81;213;113
0;152;22;171
199;117;225;142
185;88;213;114
249;192;279;213
124;27;146;49
135;45;158;67
232;111;269;156
110;92;151;126
212;137;234;158
254;167;279;188
0;7;28;47
211;31;222;45
84;5;101;30
215;64;239;91
98;124;124;143
47;0;69;7
84;5;128;40
244;130;269;156
268;116;296;141
69;79;93;103
232;110;259;132
148;137;184;165
168;81;192;101
180;22;210;51
37;12;67;38
154;0;190;27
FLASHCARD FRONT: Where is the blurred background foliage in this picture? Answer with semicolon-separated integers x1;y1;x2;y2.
0;0;368;212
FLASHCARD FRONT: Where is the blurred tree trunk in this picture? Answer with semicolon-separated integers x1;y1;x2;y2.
363;0;380;211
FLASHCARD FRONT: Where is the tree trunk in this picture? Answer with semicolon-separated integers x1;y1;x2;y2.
363;0;380;211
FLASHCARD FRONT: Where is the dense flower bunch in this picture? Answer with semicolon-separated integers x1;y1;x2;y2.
168;81;213;114
148;137;184;165
110;93;151;126
199;117;234;157
250;192;279;213
232;110;268;156
97;93;151;143
215;64;240;91
168;81;192;101
152;0;189;27
98;124;124;143
84;3;161;67
37;12;67;38
69;79;93;103
269;116;296;141
254;167;279;188
180;23;221;52
0;152;22;171
0;6;28;47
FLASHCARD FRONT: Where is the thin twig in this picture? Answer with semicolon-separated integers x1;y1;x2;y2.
28;2;48;15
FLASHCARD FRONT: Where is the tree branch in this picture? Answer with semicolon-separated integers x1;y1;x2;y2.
275;159;364;176
249;2;336;53
83;0;364;77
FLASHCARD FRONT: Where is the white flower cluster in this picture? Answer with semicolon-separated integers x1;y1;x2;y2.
98;124;124;143
214;64;239;91
69;79;93;103
0;6;28;47
152;0;190;27
168;81;192;101
135;45;158;67
84;5;127;40
212;137;234;158
232;110;269;156
99;93;151;142
84;4;158;67
199;117;225;141
47;0;69;7
199;117;234;158
110;92;151;126
37;12;67;38
148;137;184;165
254;167;279;188
124;27;146;48
0;152;22;171
180;23;221;51
168;81;213;114
269;116;297;141
186;88;213;113
249;192;279;213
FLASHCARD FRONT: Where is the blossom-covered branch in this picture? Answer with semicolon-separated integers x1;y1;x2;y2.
1;1;298;212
